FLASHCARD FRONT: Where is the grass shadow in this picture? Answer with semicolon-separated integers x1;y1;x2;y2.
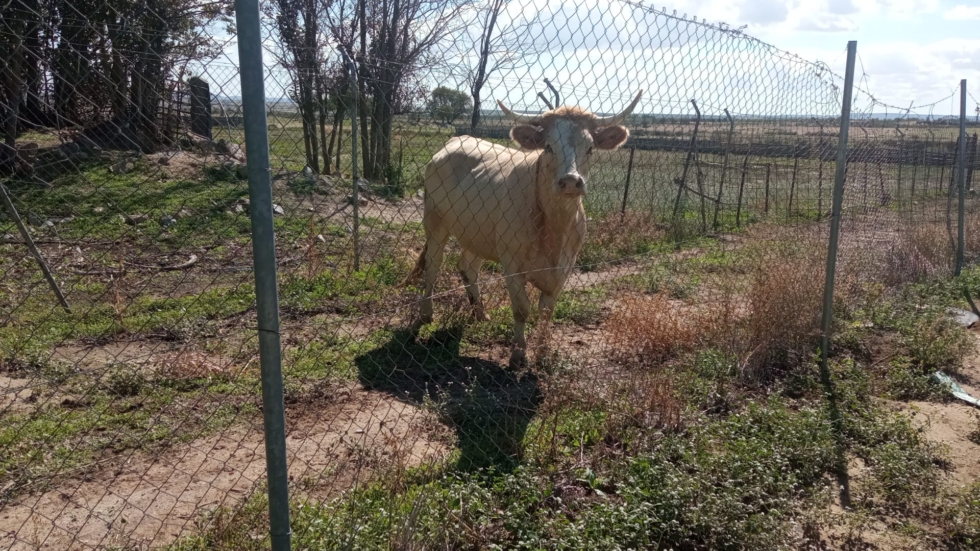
354;328;541;472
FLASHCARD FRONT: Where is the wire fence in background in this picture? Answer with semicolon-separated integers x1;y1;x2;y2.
1;0;978;548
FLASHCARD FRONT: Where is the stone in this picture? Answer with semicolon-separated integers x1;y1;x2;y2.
125;213;149;225
273;204;285;215
176;209;193;219
346;195;369;207
225;142;244;159
947;307;979;328
27;212;44;226
111;160;133;175
160;215;178;229
316;234;326;243
41;220;55;229
94;206;106;214
302;166;315;179
236;163;248;180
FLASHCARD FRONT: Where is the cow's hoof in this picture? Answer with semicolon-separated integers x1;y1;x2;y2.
508;349;527;370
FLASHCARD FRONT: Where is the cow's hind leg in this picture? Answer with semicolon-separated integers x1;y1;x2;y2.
458;250;488;321
416;226;449;330
503;270;532;369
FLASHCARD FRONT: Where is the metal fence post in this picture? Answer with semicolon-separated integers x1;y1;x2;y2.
234;0;292;548
341;49;361;272
957;79;967;276
819;39;857;510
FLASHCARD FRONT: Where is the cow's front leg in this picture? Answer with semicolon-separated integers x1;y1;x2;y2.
503;271;531;369
533;291;558;362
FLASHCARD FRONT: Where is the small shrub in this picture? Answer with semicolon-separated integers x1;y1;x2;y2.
102;366;146;397
605;293;705;365
553;287;606;326
883;355;947;401
945;481;980;548
880;223;951;287
900;311;973;371
741;244;824;378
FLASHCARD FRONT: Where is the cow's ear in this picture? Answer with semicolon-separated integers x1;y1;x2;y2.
594;125;629;150
511;125;545;149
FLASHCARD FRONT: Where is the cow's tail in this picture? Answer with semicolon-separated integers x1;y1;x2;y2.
402;243;427;287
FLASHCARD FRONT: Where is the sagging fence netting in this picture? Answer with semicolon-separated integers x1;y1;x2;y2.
1;0;978;548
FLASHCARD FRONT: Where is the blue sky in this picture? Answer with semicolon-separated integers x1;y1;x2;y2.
211;0;980;119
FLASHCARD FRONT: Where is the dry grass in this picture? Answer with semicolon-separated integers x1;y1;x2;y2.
740;245;825;377
604;293;705;366
604;370;683;436
879;222;953;287
604;236;828;382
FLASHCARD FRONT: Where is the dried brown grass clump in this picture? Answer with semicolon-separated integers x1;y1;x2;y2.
879;223;952;287
605;293;706;366
605;371;683;436
740;245;825;377
154;350;236;379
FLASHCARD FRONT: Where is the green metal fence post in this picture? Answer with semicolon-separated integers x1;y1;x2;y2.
233;0;292;547
957;79;967;276
819;39;858;510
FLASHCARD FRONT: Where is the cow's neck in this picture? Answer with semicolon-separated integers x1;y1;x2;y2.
535;154;582;228
534;154;583;262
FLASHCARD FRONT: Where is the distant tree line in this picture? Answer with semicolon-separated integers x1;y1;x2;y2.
0;0;231;169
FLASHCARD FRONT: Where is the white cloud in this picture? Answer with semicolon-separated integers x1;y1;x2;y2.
944;4;980;20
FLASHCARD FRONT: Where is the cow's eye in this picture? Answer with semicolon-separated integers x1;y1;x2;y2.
544;144;553;154
587;147;594;155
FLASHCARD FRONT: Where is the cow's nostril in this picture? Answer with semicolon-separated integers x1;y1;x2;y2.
559;180;566;187
576;180;583;188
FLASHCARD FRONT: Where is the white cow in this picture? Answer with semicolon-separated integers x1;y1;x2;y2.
406;91;643;368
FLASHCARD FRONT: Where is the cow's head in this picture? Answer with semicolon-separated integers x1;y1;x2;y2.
497;91;642;197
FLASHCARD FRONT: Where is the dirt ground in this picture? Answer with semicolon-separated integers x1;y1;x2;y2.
0;386;451;550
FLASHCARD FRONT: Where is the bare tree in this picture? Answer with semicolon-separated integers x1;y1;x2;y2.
455;0;540;130
326;0;471;181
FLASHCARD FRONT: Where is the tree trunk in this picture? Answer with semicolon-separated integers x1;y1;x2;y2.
326;102;344;175
317;78;329;174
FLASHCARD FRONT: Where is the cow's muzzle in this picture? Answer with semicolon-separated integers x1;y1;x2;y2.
557;174;586;196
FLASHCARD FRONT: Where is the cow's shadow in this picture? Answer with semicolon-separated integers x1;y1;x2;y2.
354;328;541;471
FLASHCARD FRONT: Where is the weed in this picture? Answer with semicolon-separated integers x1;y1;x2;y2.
577;210;668;271
605;293;703;366
553;287;607;326
102;366;147;397
883;356;947;401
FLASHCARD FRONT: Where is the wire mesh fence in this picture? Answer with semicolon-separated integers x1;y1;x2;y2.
1;0;979;548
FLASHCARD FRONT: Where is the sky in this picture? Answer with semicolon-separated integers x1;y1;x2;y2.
210;0;980;119
661;0;980;117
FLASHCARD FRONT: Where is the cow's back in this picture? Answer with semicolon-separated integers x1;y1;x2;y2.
423;136;536;262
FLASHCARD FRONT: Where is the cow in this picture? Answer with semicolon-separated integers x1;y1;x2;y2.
406;90;643;369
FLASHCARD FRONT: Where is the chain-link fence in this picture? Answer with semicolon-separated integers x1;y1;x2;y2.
1;0;978;548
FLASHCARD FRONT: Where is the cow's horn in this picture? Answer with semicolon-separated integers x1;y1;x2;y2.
497;99;537;124
595;90;643;126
